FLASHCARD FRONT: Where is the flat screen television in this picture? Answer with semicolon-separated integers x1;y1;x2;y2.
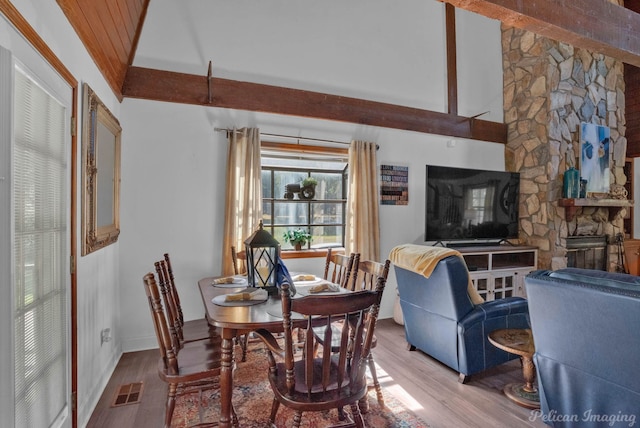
425;165;520;243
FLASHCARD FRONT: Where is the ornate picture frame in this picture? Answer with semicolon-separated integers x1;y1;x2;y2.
81;83;121;255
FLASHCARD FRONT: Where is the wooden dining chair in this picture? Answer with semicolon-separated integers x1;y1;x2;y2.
253;277;386;428
230;245;246;275
143;272;234;428
323;248;360;289
154;254;214;346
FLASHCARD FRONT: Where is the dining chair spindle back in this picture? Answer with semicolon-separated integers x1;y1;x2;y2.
143;272;231;428
155;254;215;345
323;248;360;290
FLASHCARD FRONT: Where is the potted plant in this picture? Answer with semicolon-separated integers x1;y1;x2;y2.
283;228;312;251
301;177;318;187
299;177;318;200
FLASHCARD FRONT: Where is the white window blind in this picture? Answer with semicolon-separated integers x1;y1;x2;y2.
13;66;69;428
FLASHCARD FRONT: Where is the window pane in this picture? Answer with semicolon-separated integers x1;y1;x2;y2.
262;201;272;225
273;170;306;199
273;202;308;226
262;170;272;198
312;172;344;200
311;225;343;247
311;202;343;225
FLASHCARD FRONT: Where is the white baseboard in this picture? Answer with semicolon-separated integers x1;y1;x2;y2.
122;335;159;353
77;345;121;428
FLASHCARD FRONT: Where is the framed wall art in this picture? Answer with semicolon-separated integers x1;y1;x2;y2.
380;164;408;205
81;83;122;255
579;122;610;196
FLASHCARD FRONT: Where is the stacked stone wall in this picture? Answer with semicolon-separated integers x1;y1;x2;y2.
503;27;627;271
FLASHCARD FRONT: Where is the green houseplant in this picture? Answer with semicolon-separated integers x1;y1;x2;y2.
301;177;318;187
299;177;318;200
283;228;312;250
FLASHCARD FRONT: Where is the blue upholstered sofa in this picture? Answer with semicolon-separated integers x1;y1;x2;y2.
525;268;640;427
391;245;530;383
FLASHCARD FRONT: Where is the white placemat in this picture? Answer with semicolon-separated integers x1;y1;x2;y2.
212;290;268;306
296;284;350;296
211;276;248;288
292;275;324;286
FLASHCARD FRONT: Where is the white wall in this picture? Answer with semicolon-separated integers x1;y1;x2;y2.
2;2;122;427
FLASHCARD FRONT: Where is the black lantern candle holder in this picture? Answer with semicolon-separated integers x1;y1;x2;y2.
244;221;280;296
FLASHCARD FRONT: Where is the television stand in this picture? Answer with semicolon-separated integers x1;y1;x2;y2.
455;245;538;301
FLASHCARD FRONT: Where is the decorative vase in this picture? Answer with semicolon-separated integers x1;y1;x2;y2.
563;167;580;198
293;242;303;251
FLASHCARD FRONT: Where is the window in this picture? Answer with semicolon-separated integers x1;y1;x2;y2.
261;144;348;250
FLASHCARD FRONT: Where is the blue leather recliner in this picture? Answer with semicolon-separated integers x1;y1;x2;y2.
525;268;640;427
393;253;530;383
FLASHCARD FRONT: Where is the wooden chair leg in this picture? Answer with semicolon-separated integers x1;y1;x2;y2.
240;333;248;362
231;404;239;427
292;410;303;428
367;353;384;407
269;398;280;424
338;406;347;420
351;402;365;428
165;383;178;428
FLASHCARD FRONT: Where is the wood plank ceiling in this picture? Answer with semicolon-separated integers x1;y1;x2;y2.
56;0;640;146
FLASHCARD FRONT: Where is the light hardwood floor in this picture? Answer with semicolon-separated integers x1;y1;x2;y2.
87;319;547;428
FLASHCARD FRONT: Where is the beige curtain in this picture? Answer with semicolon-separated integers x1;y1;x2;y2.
221;127;262;275
345;140;380;262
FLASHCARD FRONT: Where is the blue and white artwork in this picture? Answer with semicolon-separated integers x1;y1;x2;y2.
579;122;610;195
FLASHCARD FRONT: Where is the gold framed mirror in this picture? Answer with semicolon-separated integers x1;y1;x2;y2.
81;83;121;255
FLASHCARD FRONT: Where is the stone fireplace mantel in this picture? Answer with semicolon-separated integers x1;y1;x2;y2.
558;198;634;222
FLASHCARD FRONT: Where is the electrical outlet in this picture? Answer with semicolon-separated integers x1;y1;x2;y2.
101;328;111;345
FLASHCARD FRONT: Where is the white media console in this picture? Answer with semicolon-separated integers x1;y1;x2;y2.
456;245;538;301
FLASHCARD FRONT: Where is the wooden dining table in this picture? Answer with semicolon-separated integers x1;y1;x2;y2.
197;274;340;427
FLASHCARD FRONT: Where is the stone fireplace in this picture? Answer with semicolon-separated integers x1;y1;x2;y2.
502;15;629;272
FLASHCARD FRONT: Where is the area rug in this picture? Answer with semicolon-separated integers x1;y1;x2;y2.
171;343;431;427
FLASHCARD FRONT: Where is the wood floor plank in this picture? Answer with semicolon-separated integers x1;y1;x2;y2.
87;319;546;428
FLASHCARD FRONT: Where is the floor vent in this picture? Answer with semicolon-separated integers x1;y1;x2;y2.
111;382;143;407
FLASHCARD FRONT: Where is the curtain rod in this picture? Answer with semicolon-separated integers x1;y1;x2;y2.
214;128;349;146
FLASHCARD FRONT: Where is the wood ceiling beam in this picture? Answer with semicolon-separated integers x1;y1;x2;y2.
122;66;507;144
441;0;640;68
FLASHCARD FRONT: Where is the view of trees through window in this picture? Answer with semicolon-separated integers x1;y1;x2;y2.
262;151;347;250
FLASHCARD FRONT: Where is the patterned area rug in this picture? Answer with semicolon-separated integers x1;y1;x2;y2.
171;343;431;427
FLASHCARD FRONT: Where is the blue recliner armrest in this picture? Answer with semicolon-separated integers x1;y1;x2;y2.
457;297;530;377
